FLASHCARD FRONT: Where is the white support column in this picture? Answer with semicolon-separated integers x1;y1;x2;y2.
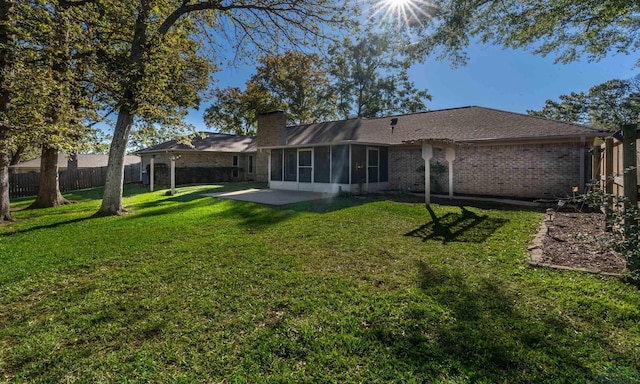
421;142;433;207
150;157;155;192
170;155;176;196
445;146;456;197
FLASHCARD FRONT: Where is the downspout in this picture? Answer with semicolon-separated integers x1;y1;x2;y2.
170;151;176;196
150;156;155;192
580;136;586;192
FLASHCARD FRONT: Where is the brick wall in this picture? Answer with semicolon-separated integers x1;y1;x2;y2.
390;142;586;199
389;147;449;193
256;111;286;182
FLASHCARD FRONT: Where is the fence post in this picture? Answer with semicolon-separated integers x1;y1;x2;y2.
623;123;638;229
605;137;614;230
592;144;601;183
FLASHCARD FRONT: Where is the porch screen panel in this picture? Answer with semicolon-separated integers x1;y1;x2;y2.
380;147;388;182
351;145;367;184
298;149;312;183
314;146;330;183
368;148;379;183
331;145;349;184
271;149;283;181
284;148;297;182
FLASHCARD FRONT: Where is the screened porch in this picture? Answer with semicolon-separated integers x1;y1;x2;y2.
268;144;389;194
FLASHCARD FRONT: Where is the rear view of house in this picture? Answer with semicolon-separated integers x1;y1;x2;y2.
256;107;607;199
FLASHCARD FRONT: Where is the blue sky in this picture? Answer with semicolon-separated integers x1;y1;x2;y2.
185;41;638;129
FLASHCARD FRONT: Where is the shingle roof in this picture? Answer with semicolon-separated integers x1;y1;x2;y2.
10;154;140;170
136;132;257;154
284;106;608;146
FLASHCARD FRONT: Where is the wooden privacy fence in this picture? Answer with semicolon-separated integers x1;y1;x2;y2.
594;124;638;212
9;163;141;199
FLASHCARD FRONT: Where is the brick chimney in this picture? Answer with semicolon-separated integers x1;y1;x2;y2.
256;110;286;183
257;110;286;147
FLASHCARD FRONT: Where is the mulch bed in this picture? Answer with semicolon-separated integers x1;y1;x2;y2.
533;210;626;275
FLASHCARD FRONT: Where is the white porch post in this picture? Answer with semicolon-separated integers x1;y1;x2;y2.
422;142;433;207
149;156;155;192
445;146;456;197
170;155;176;196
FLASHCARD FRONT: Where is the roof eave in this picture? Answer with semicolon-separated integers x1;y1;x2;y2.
402;132;610;145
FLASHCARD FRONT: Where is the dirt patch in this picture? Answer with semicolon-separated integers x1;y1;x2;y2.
529;211;626;275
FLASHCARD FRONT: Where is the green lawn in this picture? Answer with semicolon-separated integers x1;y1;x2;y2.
1;184;639;383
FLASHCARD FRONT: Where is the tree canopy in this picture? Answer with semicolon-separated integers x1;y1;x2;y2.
328;30;431;119
528;76;640;130
393;0;640;66
204;28;431;134
204;51;337;134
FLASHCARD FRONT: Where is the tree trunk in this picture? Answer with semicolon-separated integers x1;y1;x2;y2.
95;2;150;217
9;145;23;165
0;148;14;222
0;1;14;222
29;146;69;209
97;108;134;216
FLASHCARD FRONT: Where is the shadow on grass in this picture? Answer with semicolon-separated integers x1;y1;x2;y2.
367;261;599;382
0;216;94;237
196;195;375;231
405;206;508;243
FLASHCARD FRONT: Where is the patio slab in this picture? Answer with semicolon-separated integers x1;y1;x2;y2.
204;188;334;206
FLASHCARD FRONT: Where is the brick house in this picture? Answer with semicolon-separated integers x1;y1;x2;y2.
137;106;608;199
136;133;257;186
256;107;608;199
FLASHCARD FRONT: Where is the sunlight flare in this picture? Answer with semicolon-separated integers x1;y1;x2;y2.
369;0;438;30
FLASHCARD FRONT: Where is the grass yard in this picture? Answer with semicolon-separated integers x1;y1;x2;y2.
1;183;639;383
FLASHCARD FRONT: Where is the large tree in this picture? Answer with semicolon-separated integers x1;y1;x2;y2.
203;85;272;135
90;0;352;216
389;0;640;66
204;51;337;134
0;0;15;222
251;51;337;125
328;30;431;119
528;76;640;130
0;0;46;221
26;1;98;209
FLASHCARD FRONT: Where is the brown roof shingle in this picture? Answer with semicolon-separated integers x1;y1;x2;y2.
136;132;256;154
284;106;608;146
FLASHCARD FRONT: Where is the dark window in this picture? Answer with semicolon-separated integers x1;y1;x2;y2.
271;149;283;181
331;145;349;184
351;145;367;184
380;147;388;182
248;155;254;174
284;148;297;181
314;146;330;183
232;155;239;178
368;148;379;183
298;149;312;183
